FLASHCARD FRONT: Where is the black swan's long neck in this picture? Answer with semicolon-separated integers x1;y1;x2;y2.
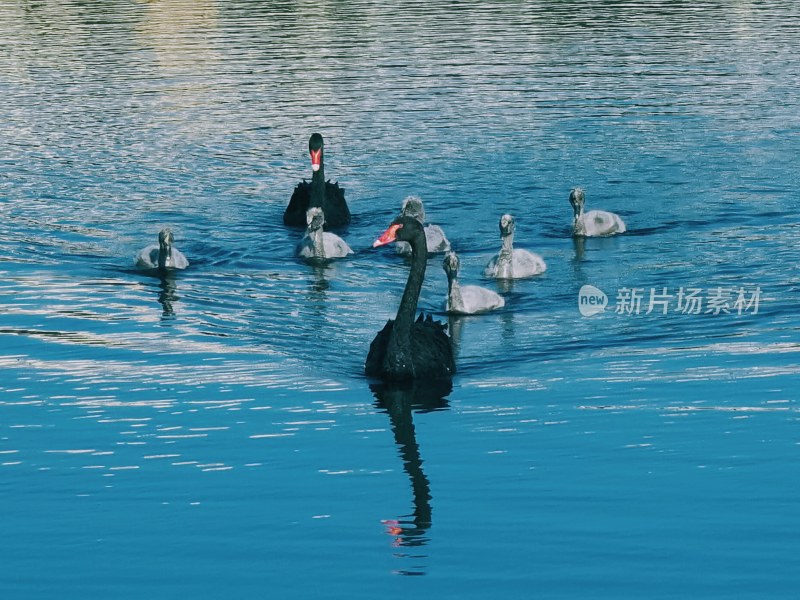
310;161;326;208
395;230;428;333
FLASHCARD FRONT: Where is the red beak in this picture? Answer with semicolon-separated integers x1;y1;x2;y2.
310;148;322;170
373;223;403;247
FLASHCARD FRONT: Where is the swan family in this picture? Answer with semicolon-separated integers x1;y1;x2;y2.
136;133;628;382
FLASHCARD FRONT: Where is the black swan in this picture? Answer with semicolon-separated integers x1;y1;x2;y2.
283;133;351;229
366;216;456;381
295;207;353;260
135;228;189;270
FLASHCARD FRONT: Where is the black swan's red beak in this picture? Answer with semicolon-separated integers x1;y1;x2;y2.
373;223;403;247
310;148;322;172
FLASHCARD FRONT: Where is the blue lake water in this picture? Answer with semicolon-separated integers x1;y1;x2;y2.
1;1;799;598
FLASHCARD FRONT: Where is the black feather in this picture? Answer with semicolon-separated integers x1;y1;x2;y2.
283;180;350;229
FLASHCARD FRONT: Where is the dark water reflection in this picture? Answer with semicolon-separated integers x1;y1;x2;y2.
157;271;178;319
371;379;451;568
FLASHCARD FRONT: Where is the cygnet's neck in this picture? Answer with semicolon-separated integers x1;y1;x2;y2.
158;243;172;269
446;271;464;313
500;232;514;259
572;209;586;235
308;226;326;258
496;233;514;278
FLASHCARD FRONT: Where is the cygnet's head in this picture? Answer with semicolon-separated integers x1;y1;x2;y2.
306;207;325;230
308;133;324;172
157;228;175;269
499;214;516;237
442;251;460;278
400;195;426;223
158;228;174;248
569;188;586;217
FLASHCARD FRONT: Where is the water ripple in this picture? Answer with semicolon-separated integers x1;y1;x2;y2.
1;2;799;593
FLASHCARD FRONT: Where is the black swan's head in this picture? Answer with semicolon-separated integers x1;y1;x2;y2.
569;187;586;217
308;133;324;172
400;195;426;223
373;215;425;248
442;251;460;279
306;207;325;231
499;214;516;237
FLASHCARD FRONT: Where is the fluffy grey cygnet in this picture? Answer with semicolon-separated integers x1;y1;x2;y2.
484;214;546;279
394;195;451;256
443;251;504;314
570;188;626;237
135;228;189;270
296;207;353;260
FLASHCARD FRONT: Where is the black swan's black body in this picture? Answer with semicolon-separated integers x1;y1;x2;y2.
366;217;456;381
366;314;454;380
283;133;351;229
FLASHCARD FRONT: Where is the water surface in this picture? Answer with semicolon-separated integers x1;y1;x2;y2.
1;1;799;598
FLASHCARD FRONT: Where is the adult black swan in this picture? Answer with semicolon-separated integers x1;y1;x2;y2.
366;216;456;381
283;133;351;229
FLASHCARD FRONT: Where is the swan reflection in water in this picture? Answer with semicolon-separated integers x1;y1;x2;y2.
572;235;586;263
133;268;182;320
494;276;516;296
157;271;179;319
308;262;331;294
447;315;465;357
303;262;335;327
371;378;451;561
